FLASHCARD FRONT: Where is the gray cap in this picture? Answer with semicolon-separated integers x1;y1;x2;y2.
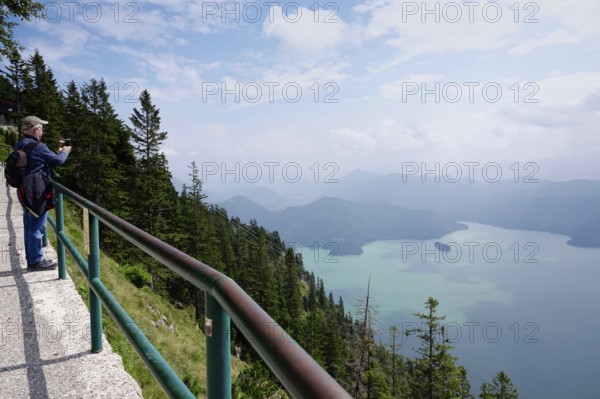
22;116;48;130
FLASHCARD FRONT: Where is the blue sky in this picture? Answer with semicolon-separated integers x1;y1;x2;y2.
11;0;600;188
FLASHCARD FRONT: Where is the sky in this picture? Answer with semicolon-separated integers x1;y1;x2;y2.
10;0;600;191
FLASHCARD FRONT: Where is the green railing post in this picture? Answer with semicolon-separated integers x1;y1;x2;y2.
89;214;103;353
205;292;231;399
42;229;48;247
56;193;66;279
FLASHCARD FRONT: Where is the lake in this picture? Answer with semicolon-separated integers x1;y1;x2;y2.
300;222;600;398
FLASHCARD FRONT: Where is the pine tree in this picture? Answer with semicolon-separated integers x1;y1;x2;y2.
130;89;166;163
480;371;518;399
0;1;43;59
22;50;66;146
389;326;400;397
366;343;393;399
479;383;494;399
249;227;277;314
62;78;137;263
282;247;303;335
77;78;127;206
456;366;474;399
59;80;87;190
320;291;345;379
0;49;28;118
352;276;378;398
406;297;463;399
305;272;318;312
127;89;177;290
128;88;174;234
208;205;236;275
178;162;225;321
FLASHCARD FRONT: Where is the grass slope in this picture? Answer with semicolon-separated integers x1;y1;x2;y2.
46;201;245;398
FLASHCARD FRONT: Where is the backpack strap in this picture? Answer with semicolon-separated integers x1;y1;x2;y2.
23;141;40;154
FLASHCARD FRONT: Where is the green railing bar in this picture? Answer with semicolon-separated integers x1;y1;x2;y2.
56;192;67;279
47;217;89;276
50;181;353;399
89;214;103;353
48;210;196;398
206;292;231;399
89;277;196;399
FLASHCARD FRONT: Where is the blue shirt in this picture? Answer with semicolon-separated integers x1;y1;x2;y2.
14;134;69;177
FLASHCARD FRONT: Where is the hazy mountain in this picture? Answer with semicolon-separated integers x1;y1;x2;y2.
210;185;298;210
218;195;272;223
315;173;600;248
312;172;514;215
218;195;467;255
171;176;187;193
216;170;600;249
451;193;600;248
270;197;467;255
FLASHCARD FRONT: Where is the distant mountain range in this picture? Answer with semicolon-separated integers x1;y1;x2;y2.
219;196;467;255
212;170;600;253
447;183;600;248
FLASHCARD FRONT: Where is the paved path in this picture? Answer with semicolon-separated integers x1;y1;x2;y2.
0;177;143;399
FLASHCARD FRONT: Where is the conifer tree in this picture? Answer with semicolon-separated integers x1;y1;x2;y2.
479;383;494;399
406;297;462;399
208;205;236;275
305;272;318;312
0;1;43;59
352;276;377;398
128;89;174;233
389;325;400;397
179;162;225;320
128;89;177;289
77;78;127;205
22;50;65;146
0;49;28;117
456;366;474;399
302;306;327;364
59;81;85;188
282;247;303;335
249;227;277;314
480;371;518;399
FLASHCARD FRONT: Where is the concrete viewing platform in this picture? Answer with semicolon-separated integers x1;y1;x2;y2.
0;180;143;398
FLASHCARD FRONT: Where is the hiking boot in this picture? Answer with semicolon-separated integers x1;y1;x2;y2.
27;258;58;271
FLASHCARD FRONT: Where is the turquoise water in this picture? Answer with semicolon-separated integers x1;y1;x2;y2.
301;223;600;398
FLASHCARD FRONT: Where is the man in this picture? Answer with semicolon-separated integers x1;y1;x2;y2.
14;116;71;270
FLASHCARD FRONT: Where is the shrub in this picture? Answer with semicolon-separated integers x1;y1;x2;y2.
121;264;151;288
1;126;18;146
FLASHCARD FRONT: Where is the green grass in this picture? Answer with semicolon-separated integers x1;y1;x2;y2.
1;143;11;154
46;201;245;398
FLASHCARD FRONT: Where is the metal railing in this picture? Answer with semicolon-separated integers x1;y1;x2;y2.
47;181;352;399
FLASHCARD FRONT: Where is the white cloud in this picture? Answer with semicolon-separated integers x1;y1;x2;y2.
328;127;377;151
327;121;427;152
507;1;600;55
262;5;348;59
355;0;520;72
397;71;600;162
322;70;600;169
509;29;581;56
107;46;222;102
162;147;179;156
23;21;91;64
376;120;427;149
542;0;600;37
354;0;600;70
380;74;444;100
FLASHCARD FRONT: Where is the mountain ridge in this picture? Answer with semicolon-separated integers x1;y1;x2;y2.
219;195;468;255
